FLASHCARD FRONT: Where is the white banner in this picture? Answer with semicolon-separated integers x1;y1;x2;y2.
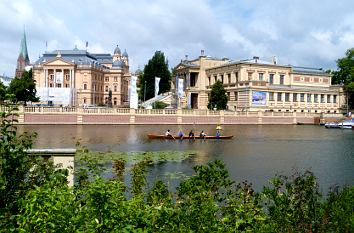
155;77;160;97
178;78;184;98
55;72;63;84
130;76;138;109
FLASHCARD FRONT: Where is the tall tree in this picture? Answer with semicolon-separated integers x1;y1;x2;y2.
139;51;171;101
332;48;354;109
0;81;6;101
7;69;38;104
207;80;228;110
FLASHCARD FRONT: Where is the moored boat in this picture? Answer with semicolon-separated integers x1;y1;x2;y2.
324;122;340;128
147;134;233;140
338;119;354;129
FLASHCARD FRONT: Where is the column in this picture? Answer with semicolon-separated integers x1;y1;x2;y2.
61;69;64;87
44;69;47;87
54;69;57;87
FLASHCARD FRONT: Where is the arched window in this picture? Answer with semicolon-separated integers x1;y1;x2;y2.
83;84;87;90
113;97;117;106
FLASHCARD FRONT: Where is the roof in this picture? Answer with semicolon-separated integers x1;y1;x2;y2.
34;49;116;69
291;66;328;75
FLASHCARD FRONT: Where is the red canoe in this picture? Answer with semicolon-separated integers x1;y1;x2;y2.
147;134;233;140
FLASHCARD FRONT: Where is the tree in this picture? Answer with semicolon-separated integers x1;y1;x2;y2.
331;48;354;109
207;80;228;110
139;51;171;101
0;81;6;101
6;69;39;104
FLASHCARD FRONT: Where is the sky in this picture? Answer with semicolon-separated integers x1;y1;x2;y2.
1;0;354;77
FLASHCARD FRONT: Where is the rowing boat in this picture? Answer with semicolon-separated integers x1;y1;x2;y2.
147;134;233;140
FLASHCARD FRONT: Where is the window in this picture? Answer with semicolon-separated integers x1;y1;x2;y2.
113;97;117;106
49;83;53;87
277;93;282;101
83;84;87;90
57;84;61;88
285;93;290;102
235;71;239;83
105;86;109;92
269;92;274;101
307;94;311;103
83;98;87;104
269;74;274;84
208;77;211;86
321;94;325;103
190;73;197;87
314;94;318;103
105;76;109;82
214;75;217;83
114;85;117;92
234;92;238;101
228;73;231;84
49;74;54;80
65;84;69;88
248;72;252;80
221;74;224;83
114;76;118;82
259;73;264;81
280;74;284;85
333;95;337;103
65;75;70;81
327;95;331;103
300;93;305;102
293;93;297;102
227;92;230;100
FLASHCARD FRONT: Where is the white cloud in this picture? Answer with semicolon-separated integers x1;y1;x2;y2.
1;0;354;76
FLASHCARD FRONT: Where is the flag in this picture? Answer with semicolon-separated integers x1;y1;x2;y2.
130;76;138;109
178;78;184;98
155;77;161;97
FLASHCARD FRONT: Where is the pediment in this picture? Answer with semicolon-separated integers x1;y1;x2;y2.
44;58;74;66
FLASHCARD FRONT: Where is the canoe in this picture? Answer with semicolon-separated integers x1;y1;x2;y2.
147;134;233;140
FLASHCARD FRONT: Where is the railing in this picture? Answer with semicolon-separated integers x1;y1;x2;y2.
2;105;345;119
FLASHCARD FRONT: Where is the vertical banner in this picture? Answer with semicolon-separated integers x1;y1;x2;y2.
55;72;63;84
155;77;160;97
178;78;184;98
130;76;138;109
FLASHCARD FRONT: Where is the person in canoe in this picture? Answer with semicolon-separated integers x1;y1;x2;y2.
200;130;207;139
188;130;195;139
165;129;175;139
178;129;184;139
216;125;222;139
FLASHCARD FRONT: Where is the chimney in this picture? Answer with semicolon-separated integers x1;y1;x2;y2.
253;56;259;63
201;49;205;56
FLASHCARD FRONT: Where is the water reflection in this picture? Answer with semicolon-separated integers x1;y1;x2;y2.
18;124;354;192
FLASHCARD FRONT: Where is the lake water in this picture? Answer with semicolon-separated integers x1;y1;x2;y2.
18;124;354;192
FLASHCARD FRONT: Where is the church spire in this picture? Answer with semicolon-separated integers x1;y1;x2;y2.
15;28;30;77
19;29;29;63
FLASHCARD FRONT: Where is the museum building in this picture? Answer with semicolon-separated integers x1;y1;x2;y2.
174;51;345;113
32;45;131;107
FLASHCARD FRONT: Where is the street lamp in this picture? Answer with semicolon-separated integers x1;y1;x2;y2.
143;80;147;102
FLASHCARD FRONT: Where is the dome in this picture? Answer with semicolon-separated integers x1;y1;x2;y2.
112;60;124;68
122;49;128;57
114;45;121;55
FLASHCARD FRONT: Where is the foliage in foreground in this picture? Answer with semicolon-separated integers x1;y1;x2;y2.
1;106;353;232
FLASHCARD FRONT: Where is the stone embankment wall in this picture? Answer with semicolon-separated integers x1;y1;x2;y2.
1;106;343;125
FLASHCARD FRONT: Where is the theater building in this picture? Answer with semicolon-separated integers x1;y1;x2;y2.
32;45;130;107
174;52;344;113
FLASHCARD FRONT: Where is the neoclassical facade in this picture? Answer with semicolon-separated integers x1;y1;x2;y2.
32;45;130;107
175;52;345;113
